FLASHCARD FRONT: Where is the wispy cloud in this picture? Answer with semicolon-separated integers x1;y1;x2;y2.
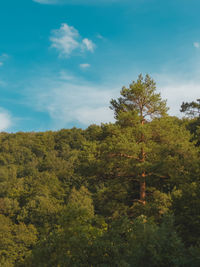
82;38;95;52
154;72;200;116
26;65;200;129
0;108;12;131
0;54;9;60
33;0;125;5
59;70;75;80
50;24;79;57
96;34;106;41
97;34;103;39
50;23;95;57
33;0;57;4
26;73;117;128
80;63;90;69
0;53;9;67
193;42;200;49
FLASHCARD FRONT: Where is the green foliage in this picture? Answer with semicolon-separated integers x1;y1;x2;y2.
172;182;200;246
181;99;200;118
180;99;200;146
0;75;200;266
26;187;106;267
0;215;37;266
126;215;185;267
110;74;168;125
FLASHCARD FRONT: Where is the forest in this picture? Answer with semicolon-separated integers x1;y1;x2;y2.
0;74;200;266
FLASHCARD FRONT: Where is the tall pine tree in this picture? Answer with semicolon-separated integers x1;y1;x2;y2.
110;74;168;204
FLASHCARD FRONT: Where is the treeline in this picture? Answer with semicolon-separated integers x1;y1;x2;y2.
1;75;200;266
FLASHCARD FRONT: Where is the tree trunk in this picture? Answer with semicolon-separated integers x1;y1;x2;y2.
140;143;146;204
140;173;146;205
140;112;146;204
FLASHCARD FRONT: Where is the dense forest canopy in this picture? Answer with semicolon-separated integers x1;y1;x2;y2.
0;74;200;266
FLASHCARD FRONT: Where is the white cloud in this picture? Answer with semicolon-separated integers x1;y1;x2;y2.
39;82;116;126
0;62;3;67
82;38;95;52
193;42;200;49
155;73;200;117
50;23;95;57
26;74;117;128
34;70;200;126
27;67;200;129
74;106;114;125
80;63;90;69
0;109;12;131
50;24;79;57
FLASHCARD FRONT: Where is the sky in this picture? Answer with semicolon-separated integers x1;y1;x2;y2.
0;0;200;132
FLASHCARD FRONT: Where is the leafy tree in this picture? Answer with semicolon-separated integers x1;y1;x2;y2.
126;215;186;267
172;181;200;246
110;74;168;204
180;99;200;146
26;186;106;267
180;99;200;118
0;215;37;266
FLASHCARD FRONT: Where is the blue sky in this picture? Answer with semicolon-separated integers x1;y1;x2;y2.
0;0;200;132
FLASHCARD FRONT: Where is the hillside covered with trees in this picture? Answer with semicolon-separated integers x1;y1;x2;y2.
0;75;200;266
